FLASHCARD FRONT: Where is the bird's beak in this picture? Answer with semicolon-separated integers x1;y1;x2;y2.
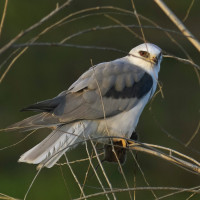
150;55;158;65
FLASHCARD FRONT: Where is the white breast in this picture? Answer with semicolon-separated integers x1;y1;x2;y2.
96;88;154;139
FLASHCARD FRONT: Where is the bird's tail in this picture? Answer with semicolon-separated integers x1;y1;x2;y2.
18;122;88;169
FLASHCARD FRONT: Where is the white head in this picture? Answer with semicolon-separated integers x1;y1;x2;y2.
127;43;162;78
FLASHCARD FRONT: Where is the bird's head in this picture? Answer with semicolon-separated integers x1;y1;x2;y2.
128;43;162;76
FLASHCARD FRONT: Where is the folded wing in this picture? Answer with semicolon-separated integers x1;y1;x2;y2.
8;58;153;131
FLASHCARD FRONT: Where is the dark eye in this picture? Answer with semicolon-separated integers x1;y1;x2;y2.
139;51;149;58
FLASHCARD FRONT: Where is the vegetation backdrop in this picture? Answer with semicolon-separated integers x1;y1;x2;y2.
0;0;199;199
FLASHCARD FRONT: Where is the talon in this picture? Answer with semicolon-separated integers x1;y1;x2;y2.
113;138;127;148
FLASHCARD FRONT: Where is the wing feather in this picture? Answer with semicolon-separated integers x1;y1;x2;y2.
54;58;153;122
11;58;153;131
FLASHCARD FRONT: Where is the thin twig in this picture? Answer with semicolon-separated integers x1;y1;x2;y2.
131;0;146;43
12;42;128;55
183;0;195;22
24;168;43;200
90;138;117;200
149;108;200;155
58;165;72;199
104;14;143;40
0;0;8;38
73;186;200;200
59;23;196;40
90;60;111;135
143;143;200;167
0;49;20;71
111;142;133;200
130;151;158;199
163;55;200;70
0;48;27;84
0;193;19;200
186;192;198;200
185;120;200;147
56;153;104;165
64;154;86;198
0;0;72;55
8;42;200;71
80;161;92;199
133;173;136;200
84;139;110;200
128;141;200;175
0;129;37;151
154;0;200;52
157;185;200;200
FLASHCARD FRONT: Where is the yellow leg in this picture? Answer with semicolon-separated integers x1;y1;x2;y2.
113;138;127;148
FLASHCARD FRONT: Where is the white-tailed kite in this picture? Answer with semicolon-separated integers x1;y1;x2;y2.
8;43;163;169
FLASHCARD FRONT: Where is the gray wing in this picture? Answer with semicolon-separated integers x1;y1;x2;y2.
58;58;153;122
9;58;153;131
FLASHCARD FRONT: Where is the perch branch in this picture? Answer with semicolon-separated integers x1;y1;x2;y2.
127;140;200;175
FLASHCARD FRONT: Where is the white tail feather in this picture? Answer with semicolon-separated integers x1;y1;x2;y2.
18;122;88;169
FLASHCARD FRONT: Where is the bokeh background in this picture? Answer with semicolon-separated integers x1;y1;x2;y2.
0;0;199;199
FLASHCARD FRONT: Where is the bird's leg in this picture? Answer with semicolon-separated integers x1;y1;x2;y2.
112;138;127;148
112;131;138;147
102;140;127;164
99;132;139;166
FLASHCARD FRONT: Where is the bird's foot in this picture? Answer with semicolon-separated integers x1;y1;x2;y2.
103;139;127;164
112;138;127;148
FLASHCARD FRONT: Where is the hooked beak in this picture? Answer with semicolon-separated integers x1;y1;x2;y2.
151;55;158;65
150;52;162;65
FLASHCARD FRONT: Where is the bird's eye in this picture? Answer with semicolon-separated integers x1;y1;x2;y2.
139;51;149;58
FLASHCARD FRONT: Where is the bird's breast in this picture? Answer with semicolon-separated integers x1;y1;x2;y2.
96;91;152;138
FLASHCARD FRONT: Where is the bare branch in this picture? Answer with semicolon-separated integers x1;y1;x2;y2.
128;141;200;175
163;55;200;70
131;0;146;43
183;0;195;22
0;0;8;38
64;154;86;198
154;0;200;52
0;48;27;84
157;185;200;200
185;120;200;147
130;152;158;198
12;42;128;55
0;0;73;55
0;130;36;151
84;140;110;200
90;138;117;200
74;186;200;200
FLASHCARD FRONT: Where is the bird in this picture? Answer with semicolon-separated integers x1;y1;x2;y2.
7;43;163;169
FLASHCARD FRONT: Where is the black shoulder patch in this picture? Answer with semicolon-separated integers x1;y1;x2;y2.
104;72;153;99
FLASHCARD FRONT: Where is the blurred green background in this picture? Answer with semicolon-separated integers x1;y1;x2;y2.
0;0;200;199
